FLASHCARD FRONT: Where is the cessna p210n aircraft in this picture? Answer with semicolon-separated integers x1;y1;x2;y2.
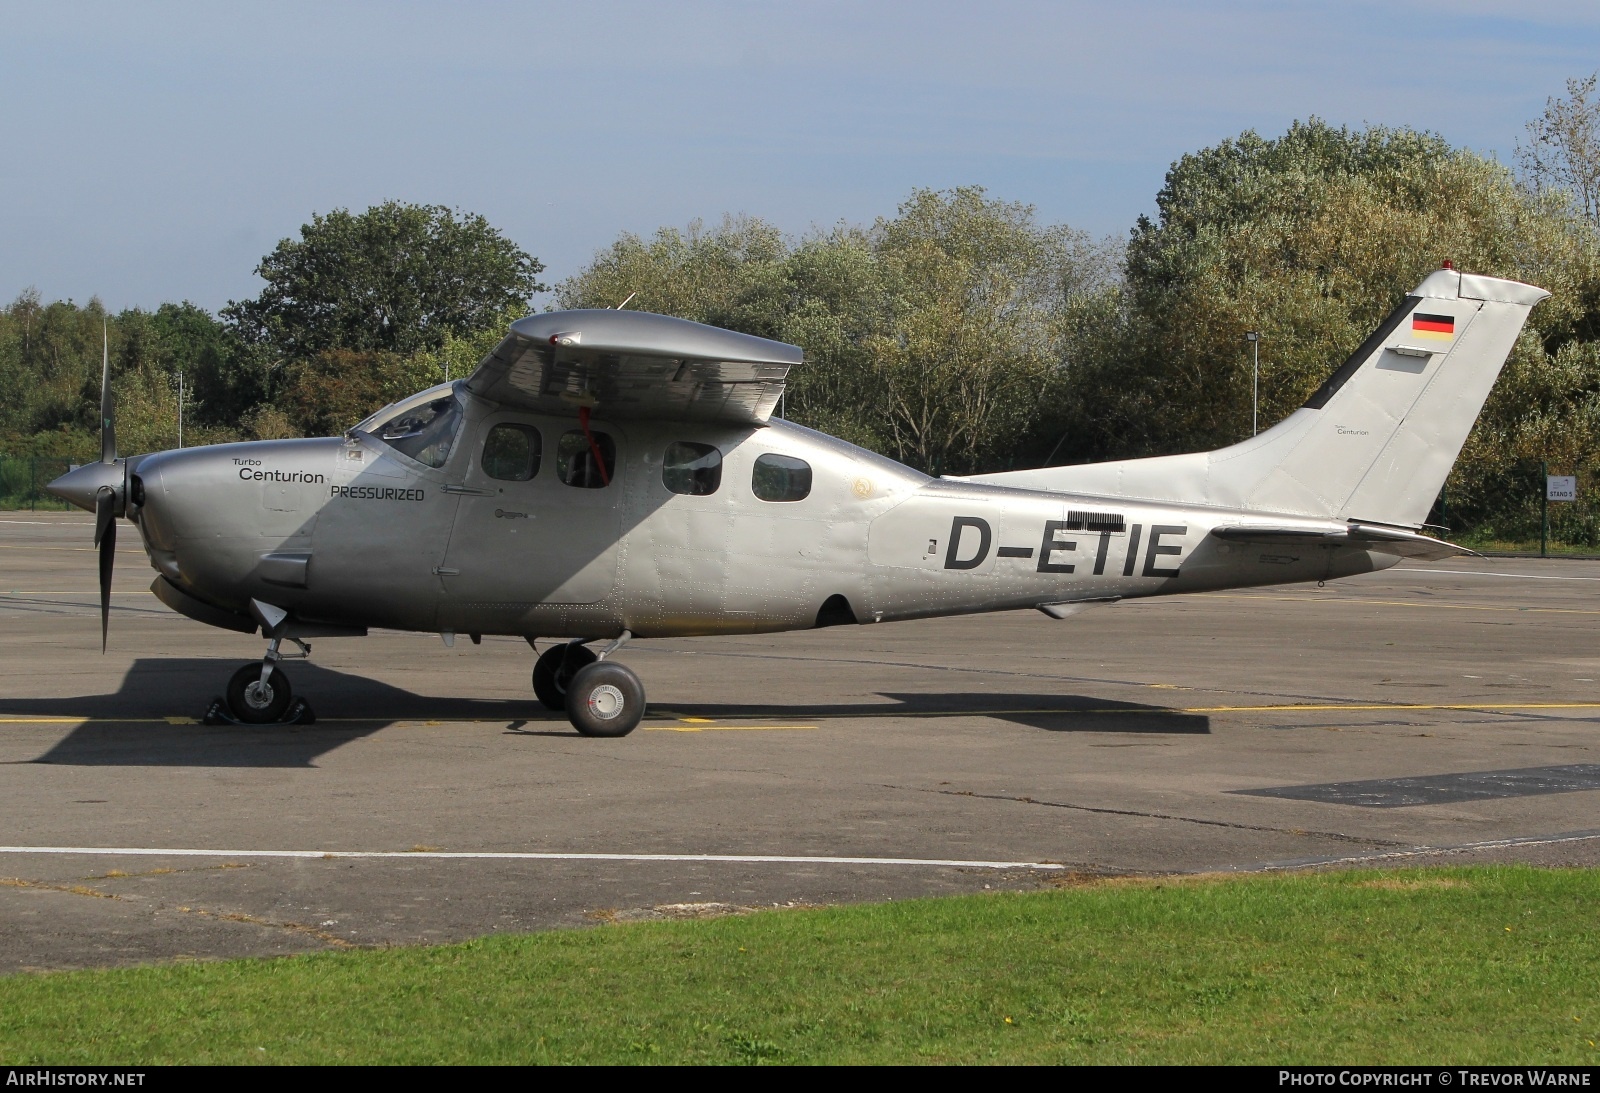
48;265;1547;736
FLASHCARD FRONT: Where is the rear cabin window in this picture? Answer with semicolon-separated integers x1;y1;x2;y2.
370;393;463;469
752;453;811;502
663;442;722;496
482;424;541;481
557;429;616;489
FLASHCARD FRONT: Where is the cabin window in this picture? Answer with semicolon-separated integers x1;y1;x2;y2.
482;424;541;482
663;442;722;496
752;453;811;502
557;429;616;489
370;391;462;468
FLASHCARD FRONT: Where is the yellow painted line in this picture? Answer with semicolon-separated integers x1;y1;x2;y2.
1184;702;1600;713
0;718;105;724
0;545;146;552
1212;593;1600;616
646;724;818;732
7;703;1597;729
2;591;151;596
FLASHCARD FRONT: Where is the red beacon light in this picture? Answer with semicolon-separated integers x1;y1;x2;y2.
1441;260;1454;270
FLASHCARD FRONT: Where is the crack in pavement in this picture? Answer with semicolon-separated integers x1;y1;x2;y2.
166;904;353;948
1226;827;1600;873
896;785;1402;847
4;872;351;948
2;876;123;900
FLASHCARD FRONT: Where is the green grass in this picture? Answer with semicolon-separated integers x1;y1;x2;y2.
1;866;1597;1064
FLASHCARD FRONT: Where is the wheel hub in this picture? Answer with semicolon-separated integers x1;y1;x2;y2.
587;684;625;720
243;681;275;710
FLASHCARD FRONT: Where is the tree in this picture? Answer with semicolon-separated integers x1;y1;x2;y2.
556;191;1111;474
278;348;440;438
1519;73;1600;225
1059;119;1596;465
224;202;546;360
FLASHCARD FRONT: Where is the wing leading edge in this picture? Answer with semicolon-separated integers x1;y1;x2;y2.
465;310;803;425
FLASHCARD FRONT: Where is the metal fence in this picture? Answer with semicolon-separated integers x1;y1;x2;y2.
0;455;76;511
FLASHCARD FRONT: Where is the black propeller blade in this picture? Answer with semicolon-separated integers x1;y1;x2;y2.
95;322;118;653
100;321;116;465
95;487;116;653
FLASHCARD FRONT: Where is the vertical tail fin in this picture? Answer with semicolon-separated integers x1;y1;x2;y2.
969;268;1549;527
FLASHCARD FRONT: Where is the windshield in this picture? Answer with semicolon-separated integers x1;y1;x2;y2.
361;386;464;468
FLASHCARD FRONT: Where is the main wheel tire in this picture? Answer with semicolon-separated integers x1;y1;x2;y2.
225;663;293;724
532;643;598;710
566;661;645;737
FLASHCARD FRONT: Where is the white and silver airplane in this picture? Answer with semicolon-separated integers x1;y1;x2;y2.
47;265;1546;736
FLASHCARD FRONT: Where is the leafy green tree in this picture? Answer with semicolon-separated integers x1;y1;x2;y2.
276;349;435;438
1058;120;1598;465
558;191;1110;474
224;201;546;360
1519;73;1600;226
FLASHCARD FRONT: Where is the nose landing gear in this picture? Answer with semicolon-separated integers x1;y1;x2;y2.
204;636;317;725
531;632;644;737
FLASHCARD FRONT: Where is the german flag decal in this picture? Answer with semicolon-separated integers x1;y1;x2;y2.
1412;313;1455;340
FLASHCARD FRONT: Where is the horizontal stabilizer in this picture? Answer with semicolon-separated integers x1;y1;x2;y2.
1210;523;1472;561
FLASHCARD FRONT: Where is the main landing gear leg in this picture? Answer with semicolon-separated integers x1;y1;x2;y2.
530;632;644;737
208;636;316;725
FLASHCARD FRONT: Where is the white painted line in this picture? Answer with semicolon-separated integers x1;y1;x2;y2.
1403;567;1600;582
0;846;1063;870
1246;828;1600;872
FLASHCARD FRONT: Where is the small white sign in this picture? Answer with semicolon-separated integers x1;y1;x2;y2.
1547;475;1577;501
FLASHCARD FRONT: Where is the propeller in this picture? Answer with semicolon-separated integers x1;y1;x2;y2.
43;323;128;652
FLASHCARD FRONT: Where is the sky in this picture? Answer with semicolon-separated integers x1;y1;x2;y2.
3;1;1599;314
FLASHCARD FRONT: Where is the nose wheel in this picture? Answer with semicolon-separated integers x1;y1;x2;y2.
207;636;316;725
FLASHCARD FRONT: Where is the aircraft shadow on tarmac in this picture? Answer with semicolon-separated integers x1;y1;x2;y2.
11;658;552;769
652;693;1212;736
8;659;1208;769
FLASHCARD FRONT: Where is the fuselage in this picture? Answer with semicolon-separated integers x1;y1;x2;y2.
120;380;1396;642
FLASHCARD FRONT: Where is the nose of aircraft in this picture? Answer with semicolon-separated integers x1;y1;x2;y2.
47;461;123;512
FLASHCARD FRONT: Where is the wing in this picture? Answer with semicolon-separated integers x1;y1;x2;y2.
464;310;803;425
1209;522;1472;561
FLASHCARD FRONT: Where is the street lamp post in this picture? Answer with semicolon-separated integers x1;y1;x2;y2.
1245;331;1260;436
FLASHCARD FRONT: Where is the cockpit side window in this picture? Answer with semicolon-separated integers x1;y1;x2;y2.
367;391;463;469
483;423;542;481
557;429;616;489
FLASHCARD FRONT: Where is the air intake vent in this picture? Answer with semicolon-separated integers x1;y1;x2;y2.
1065;510;1125;533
